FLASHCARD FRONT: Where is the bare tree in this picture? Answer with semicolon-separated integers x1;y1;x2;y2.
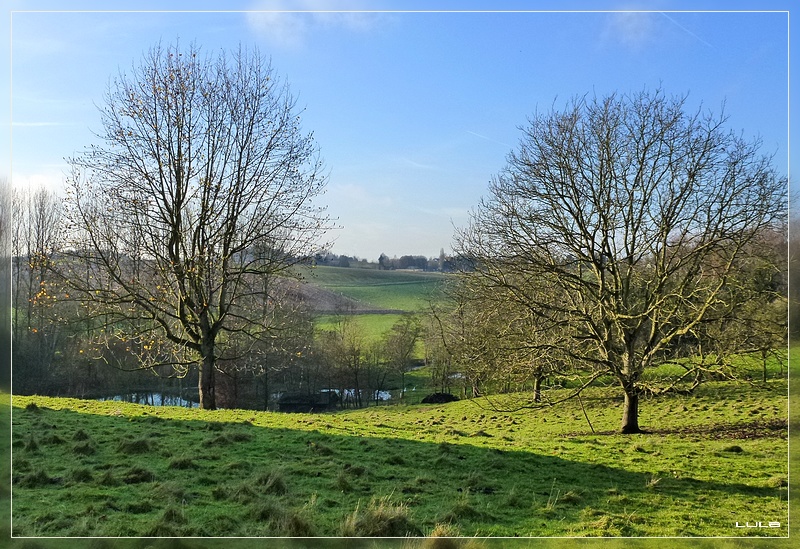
11;186;65;394
455;89;787;433
431;275;570;401
61;42;331;409
383;313;421;400
0;177;10;389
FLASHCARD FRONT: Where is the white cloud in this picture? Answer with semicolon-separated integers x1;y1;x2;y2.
245;0;385;49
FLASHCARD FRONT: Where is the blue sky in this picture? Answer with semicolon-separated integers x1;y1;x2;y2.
4;1;793;261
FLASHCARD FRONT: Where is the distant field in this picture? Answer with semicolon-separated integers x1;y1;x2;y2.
314;313;408;343
302;266;445;312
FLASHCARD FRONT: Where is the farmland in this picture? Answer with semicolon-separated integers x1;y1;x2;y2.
303;265;445;313
305;265;444;351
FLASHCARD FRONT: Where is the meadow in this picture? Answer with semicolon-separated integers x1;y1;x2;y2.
5;365;790;544
305;266;443;349
304;266;445;312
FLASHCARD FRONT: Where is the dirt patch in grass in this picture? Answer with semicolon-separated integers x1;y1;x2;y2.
565;419;787;440
648;419;787;440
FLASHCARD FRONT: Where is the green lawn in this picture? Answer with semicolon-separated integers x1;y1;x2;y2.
7;374;789;541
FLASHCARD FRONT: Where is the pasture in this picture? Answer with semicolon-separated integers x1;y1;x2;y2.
306;265;443;356
303;266;444;312
3;269;793;546
6;365;790;542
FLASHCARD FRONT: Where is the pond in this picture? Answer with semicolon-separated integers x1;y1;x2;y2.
98;391;198;408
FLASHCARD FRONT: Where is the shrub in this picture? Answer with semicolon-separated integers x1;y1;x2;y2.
228;432;253;442
97;471;120;487
281;510;316;537
161;506;187;524
249;499;316;537
40;434;66;445
385;454;405;466
335;470;352;493
18;469;54;488
168;457;197;470
72;442;96;456
308;441;334;456
123;466;154;484
23;437;39;452
421;523;486;549
438;490;483;523
123;501;153;514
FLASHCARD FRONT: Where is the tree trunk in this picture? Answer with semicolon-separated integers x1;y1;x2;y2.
533;375;543;403
199;343;216;410
620;386;641;434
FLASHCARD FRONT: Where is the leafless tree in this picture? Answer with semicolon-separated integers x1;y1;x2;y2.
0;177;11;389
430;275;570;402
61;42;331;409
382;313;421;400
11;186;65;393
455;89;787;433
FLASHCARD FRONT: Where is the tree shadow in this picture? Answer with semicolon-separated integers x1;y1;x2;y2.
4;402;789;545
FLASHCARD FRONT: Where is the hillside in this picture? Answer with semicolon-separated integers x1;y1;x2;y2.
300;266;445;313
7;374;789;539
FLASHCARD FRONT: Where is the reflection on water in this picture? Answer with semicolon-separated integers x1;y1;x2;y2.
98;392;198;408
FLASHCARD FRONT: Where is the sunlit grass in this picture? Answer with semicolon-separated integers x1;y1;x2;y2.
304;265;444;311
7;373;789;538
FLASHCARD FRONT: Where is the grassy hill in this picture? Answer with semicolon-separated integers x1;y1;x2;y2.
302;266;445;312
6;373;789;540
301;266;445;349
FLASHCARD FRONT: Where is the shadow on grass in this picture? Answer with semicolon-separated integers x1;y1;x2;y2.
4;402;790;545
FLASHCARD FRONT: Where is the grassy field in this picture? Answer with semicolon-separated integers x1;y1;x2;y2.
314;313;409;344
303;266;445;312
306;266;444;355
6;368;789;542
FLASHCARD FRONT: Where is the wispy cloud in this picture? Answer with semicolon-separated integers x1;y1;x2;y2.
245;0;386;49
401;157;437;170
466;130;510;148
602;10;714;52
603;12;656;50
659;12;714;49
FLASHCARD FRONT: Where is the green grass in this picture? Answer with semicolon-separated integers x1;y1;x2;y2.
7;374;789;539
315;313;407;343
304;265;444;311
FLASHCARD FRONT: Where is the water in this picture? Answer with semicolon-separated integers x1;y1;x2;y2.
320;389;392;401
98;391;198;408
